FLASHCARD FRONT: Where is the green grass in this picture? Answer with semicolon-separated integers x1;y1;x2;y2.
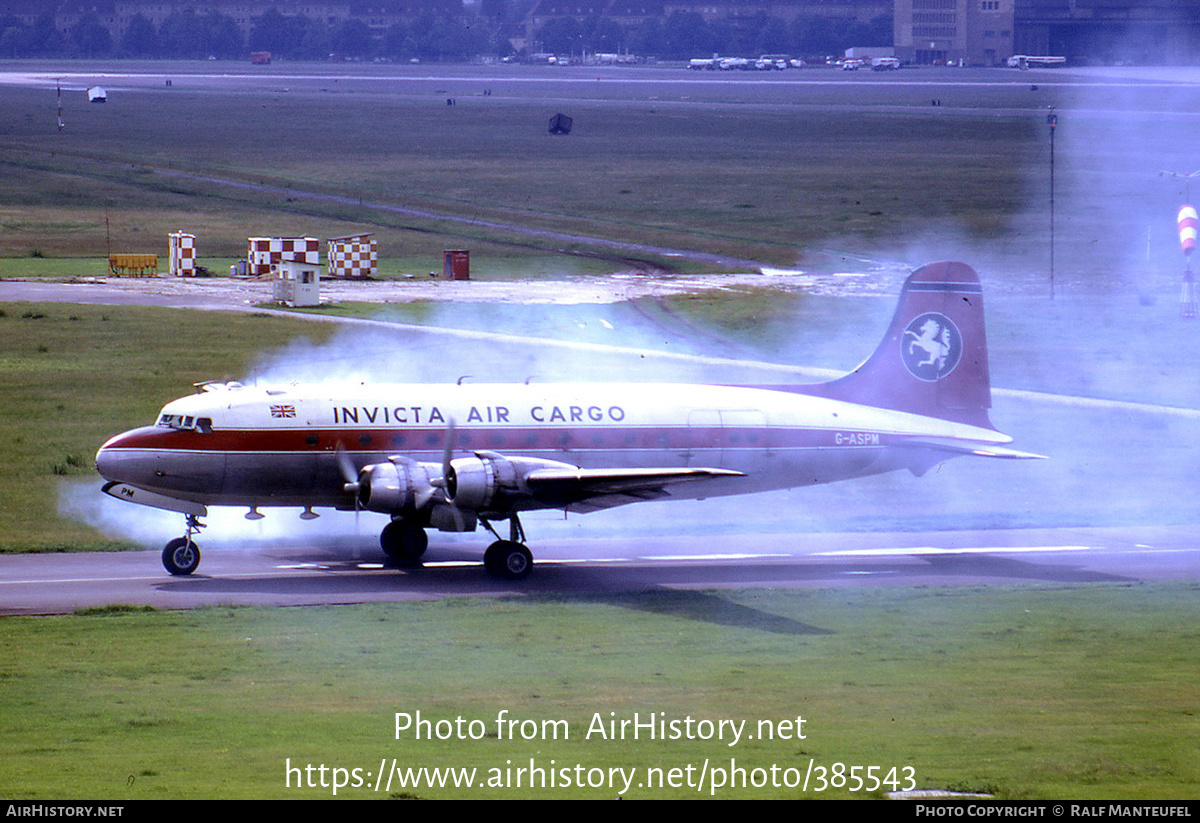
0;66;1045;269
0;256;113;278
2;64;1195;283
0;254;618;280
0;584;1195;799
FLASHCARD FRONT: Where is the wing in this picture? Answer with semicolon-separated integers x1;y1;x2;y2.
349;449;743;518
524;466;745;513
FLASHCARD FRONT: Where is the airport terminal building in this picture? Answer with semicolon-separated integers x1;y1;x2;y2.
5;0;1200;65
894;0;1200;66
893;0;1014;66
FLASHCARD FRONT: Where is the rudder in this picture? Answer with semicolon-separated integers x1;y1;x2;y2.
806;261;995;429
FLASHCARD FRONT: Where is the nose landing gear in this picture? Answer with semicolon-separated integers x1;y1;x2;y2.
162;514;204;575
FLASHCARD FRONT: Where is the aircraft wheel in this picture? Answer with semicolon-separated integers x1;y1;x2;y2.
380;520;427;565
162;537;200;576
484;540;533;580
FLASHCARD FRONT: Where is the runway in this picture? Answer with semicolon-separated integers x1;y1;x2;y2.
2;524;1196;615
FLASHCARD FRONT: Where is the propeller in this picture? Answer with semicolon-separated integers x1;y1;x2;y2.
431;417;457;493
336;441;360;496
432;417;467;531
334;422;469;531
331;441;362;532
335;441;364;529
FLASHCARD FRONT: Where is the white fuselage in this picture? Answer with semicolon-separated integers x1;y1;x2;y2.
96;381;1012;510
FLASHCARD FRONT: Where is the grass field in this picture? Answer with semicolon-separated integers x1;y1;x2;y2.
1;584;1196;799
5;62;1193;282
0;72;1036;266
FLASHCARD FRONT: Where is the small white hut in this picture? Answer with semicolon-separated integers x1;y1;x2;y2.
272;259;321;307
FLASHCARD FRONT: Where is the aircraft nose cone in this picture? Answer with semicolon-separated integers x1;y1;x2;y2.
95;429;145;484
94;426;225;497
95;435;122;481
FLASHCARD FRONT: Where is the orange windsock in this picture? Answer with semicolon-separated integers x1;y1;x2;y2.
1179;205;1198;255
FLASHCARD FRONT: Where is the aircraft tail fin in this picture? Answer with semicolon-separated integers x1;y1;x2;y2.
804;261;996;429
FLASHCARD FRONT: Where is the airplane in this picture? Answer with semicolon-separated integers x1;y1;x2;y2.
95;261;1042;580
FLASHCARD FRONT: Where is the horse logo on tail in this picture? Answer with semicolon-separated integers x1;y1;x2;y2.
902;312;962;381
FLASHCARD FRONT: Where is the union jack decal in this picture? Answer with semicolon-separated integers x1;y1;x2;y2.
270;404;296;418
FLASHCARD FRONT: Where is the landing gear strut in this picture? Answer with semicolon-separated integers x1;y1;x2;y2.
481;514;533;580
162;514;203;575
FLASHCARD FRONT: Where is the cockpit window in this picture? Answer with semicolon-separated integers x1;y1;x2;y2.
157;414;213;433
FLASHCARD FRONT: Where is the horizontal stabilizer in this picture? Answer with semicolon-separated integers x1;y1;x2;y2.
897;438;1047;460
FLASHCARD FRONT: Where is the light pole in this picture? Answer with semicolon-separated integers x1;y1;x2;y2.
1162;170;1200;318
1047;107;1057;299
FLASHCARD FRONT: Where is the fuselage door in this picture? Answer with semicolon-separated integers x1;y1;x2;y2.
719;409;768;471
687;409;723;466
687;408;767;468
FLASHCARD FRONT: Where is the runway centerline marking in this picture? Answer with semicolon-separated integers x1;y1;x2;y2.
815;546;1094;557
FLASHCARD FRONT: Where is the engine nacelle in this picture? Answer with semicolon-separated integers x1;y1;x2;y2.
359;452;580;515
445;453;579;511
357;460;437;514
445;455;514;510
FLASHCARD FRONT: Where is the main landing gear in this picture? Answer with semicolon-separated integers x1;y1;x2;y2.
481;514;533;581
379;513;535;580
379;519;429;566
162;514;203;575
483;540;532;580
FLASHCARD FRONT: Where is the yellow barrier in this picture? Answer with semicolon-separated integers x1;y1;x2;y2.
108;254;158;277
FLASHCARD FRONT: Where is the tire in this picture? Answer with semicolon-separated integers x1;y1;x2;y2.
483;540;533;580
162;537;200;576
380;520;428;565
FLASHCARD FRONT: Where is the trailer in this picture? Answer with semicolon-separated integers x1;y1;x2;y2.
108;254;157;277
1007;55;1066;68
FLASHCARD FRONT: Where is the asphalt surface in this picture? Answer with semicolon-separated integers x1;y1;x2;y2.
3;524;1196;615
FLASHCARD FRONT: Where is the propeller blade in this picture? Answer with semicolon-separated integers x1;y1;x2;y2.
336;442;359;494
430;417;457;490
436;418;466;528
334;441;363;528
441;417;456;486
